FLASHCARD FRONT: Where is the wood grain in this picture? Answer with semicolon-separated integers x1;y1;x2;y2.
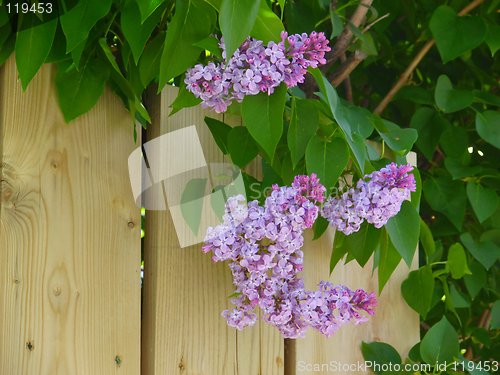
0;57;141;375
142;86;283;375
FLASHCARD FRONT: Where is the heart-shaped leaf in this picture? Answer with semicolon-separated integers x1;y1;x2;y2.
430;6;487;63
476;111;500;149
420;316;459;364
446;243;471;279
435;75;473;113
466;181;499;223
305;135;349;190
401;266;434;318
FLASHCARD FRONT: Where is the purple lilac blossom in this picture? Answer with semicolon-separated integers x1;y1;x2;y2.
321;163;416;235
202;174;377;338
185;32;331;113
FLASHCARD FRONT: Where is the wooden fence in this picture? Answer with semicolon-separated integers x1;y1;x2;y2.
0;57;418;375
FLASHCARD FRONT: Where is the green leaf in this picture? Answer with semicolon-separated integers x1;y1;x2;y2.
55;58;110;122
377;231;402;292
121;0;165;64
394;86;434;105
159;0;216;87
204;0;221;10
440;125;469;158
450;284;470;308
423;176;466;230
250;0;284;42
410;107;448;160
204;117;232;155
343;222;381;267
305;135;349;191
0;8;8;26
373;118;417;153
170;82;202;115
466;182;499;223
193;36;223;59
386;201;419;266
490;300;500;329
429;5;487;63
138;0;171;22
420;316;459;364
312;216;329;240
0;22;11;50
444;157;482;180
0;34;14;66
475;111;500;149
288;98;319;167
219;0;260;59
460;232;500;270
361;342;401;375
420;218;436;259
446;243;471;279
358;31;378;56
60;0;112;52
434;75;473;113
228;126;259;167
15;15;58;90
485;23;500;56
241;84;287;161
309;69;371;173
464;261;487;299
401;265;434;318
473;90;500;107
309;68;338;120
330;10;343;38
338;101;374;138
139;31;165;87
330;231;348;273
410;167;422;211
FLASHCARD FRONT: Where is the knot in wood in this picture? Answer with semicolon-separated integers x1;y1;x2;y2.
1;163;18;207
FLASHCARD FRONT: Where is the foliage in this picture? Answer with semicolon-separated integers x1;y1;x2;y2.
1;0;499;371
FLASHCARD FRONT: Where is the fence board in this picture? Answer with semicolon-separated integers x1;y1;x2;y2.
142;86;283;375
0;58;141;375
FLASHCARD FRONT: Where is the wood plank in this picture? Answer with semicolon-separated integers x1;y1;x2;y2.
142;86;283;375
0;57;141;375
294;157;419;374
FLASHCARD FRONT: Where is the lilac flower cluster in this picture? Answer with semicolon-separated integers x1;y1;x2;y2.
202;174;376;338
185;32;331;112
321;163;416;235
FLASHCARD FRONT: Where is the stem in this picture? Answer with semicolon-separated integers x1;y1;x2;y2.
373;0;485;115
331;50;367;87
328;0;374;64
339;54;353;101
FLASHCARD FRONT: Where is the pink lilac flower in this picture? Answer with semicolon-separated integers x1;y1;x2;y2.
202;174;377;338
321;163;416;235
185;32;331;113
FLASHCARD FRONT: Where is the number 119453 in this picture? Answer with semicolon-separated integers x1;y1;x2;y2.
5;2;53;14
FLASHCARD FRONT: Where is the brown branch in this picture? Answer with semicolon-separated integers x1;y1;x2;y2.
340;54;353;101
331;50;367;87
373;0;485;115
327;0;373;65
